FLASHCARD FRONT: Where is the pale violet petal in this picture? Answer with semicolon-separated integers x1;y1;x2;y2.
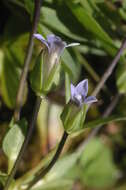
71;83;76;99
34;33;45;41
33;33;50;51
47;34;56;43
47;34;63;45
76;79;88;98
47;34;66;57
73;94;83;106
84;96;97;104
66;43;80;48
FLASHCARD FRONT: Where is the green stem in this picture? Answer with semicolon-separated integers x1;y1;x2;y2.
15;148;56;188
26;131;68;190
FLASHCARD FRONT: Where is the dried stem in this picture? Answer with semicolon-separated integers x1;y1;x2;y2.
14;0;41;122
92;38;126;97
26;131;68;190
4;96;42;190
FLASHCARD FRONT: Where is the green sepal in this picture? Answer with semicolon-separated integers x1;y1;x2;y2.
30;51;61;95
30;51;43;95
65;72;71;103
43;62;61;93
61;102;87;134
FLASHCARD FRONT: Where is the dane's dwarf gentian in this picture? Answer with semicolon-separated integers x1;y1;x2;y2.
61;79;97;134
33;34;79;93
71;79;97;106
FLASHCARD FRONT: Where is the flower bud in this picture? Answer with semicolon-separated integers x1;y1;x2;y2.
31;33;80;95
60;79;97;134
61;101;87;134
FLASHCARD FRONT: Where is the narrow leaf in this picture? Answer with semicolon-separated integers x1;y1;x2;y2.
66;1;117;55
73;115;126;136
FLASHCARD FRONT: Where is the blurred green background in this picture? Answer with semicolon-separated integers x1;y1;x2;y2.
1;0;126;189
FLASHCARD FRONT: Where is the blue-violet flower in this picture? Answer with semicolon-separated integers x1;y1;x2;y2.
34;33;79;59
71;79;97;106
33;33;79;92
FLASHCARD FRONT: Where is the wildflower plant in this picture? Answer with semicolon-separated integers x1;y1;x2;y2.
30;33;79;94
2;1;126;190
61;79;97;134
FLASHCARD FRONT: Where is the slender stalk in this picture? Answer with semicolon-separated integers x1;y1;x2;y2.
4;96;42;190
26;131;68;190
14;0;41;122
92;37;126;97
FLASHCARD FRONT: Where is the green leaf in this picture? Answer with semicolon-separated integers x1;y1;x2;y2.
66;1;117;55
80;138;117;188
17;149;77;189
0;172;8;186
33;152;80;190
6;33;29;67
24;0;34;17
47;152;79;181
0;171;15;190
74;115;126;136
29;152;80;189
66;1;112;43
0;48;21;108
33;179;73;190
40;6;87;42
0;34;29;108
84;115;126;129
15;147;56;186
2;119;27;173
0;15;31;108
